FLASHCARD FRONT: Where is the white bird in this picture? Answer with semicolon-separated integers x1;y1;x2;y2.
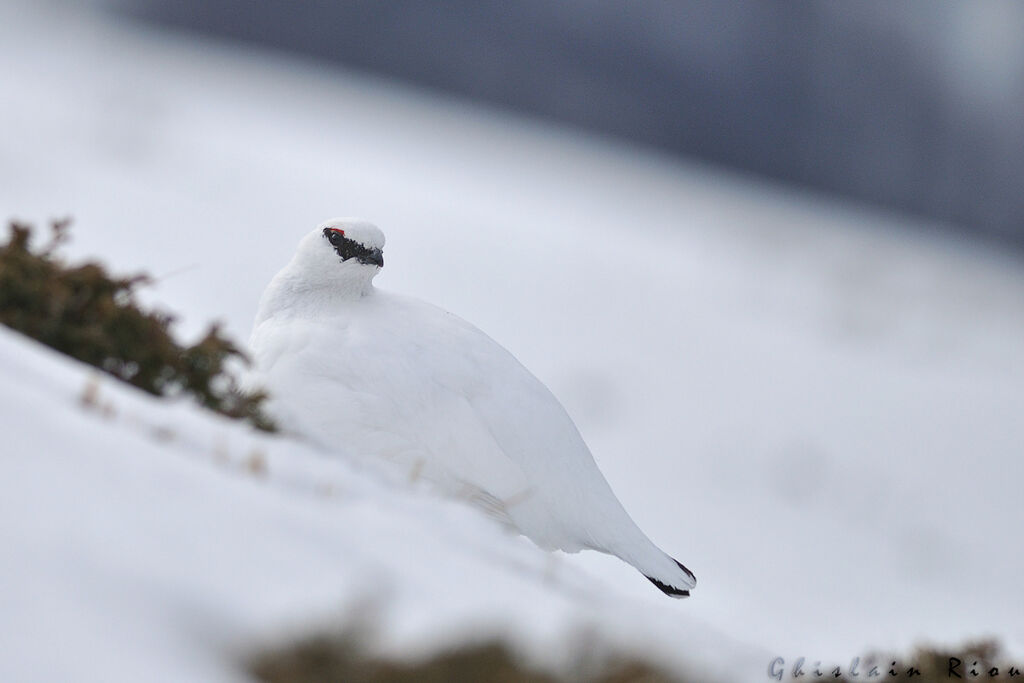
249;218;696;598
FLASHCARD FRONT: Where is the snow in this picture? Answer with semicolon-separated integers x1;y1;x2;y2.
3;1;1024;680
0;327;742;682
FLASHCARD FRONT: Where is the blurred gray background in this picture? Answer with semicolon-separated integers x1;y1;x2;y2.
114;0;1024;247
5;2;1024;674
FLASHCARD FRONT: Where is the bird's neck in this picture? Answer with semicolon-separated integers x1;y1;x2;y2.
256;270;376;324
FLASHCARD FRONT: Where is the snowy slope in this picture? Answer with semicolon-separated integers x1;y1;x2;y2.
0;326;744;682
3;0;1024;678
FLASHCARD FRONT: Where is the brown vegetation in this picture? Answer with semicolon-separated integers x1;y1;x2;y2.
0;220;274;431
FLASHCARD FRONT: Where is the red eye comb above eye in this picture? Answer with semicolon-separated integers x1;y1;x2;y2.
329;228;345;237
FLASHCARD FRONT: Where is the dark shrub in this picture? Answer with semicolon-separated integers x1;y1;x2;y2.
0;220;274;431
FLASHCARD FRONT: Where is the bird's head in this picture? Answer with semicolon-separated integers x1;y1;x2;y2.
318;218;385;269
287;218;385;293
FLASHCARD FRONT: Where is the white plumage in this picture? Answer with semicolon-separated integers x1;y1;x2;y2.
249;218;696;597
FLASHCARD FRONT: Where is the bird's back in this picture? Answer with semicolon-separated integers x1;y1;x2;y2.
253;289;646;554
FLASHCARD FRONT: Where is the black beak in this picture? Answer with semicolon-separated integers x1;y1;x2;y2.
362;248;384;268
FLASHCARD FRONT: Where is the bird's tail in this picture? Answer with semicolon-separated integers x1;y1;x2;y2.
586;498;696;598
642;556;697;598
594;526;696;598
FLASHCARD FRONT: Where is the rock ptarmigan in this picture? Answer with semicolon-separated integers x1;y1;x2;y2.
249;218;696;598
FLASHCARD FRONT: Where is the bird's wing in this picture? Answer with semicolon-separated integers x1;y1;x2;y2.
402;304;625;550
255;306;546;530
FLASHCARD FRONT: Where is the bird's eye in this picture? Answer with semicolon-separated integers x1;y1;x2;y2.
325;229;345;246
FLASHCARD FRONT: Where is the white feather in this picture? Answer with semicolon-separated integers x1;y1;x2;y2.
249;218;696;597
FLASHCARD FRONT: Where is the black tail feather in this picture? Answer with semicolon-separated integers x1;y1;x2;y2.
675;559;696;584
645;575;690;598
644;559;696;598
